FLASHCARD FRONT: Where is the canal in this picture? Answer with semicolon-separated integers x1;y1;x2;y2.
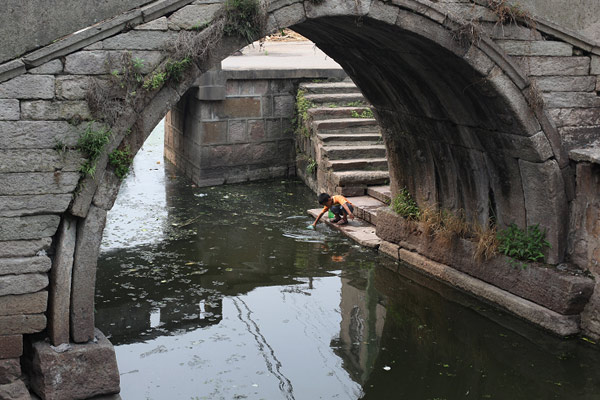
95;122;600;399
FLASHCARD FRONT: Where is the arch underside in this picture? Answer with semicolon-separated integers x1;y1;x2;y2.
291;14;564;240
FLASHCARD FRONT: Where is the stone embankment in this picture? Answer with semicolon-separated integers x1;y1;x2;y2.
309;186;595;337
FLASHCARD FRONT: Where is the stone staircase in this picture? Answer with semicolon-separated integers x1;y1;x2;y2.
297;81;389;196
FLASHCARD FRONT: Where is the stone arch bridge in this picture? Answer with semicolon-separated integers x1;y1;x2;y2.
0;0;599;398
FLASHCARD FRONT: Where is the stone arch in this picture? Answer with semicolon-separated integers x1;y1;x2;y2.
2;0;600;396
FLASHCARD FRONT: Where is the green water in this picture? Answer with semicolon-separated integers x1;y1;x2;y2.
95;122;600;400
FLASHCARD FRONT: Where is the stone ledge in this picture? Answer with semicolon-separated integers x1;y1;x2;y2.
393;247;580;337
570;147;600;165
376;207;594;315
307;208;381;248
223;69;347;80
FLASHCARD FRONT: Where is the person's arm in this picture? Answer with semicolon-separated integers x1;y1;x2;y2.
312;209;327;227
342;203;355;220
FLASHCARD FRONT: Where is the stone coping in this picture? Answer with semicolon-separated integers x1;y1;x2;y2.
223;68;347;80
569;147;600;165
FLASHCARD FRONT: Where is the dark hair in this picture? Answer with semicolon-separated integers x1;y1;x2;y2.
318;193;331;205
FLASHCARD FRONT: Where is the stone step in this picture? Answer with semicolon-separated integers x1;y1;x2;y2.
331;170;390;186
308;107;373;121
307;208;381;248
299;82;359;94
304;93;367;107
322;145;387;160
347;195;389;225
367;185;392;204
327;158;389;172
312;118;378;133
316;133;382;145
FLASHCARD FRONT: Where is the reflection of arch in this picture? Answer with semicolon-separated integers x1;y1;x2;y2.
2;0;599;395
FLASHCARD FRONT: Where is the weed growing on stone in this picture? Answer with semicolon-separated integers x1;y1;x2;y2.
497;223;550;268
474;224;499;261
165;57;193;82
486;0;532;26
142;71;168;91
109;146;133;180
223;0;266;44
53;139;68;155
306;157;317;175
294;89;316;138
350;109;374;119
78;123;111;177
345;100;366;107
392;188;421;220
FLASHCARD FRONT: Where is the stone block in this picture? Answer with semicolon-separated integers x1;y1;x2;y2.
0;238;51;258
93;170;122;211
591;55;600;75
64;51;117;75
0;194;73;218
519;56;590;76
486;66;541;136
0;149;83;173
0;379;29;400
56;75;91;100
100;30;178;50
559;126;600;151
0;256;51;276
201;121;227;144
273;3;306;28
248;119;265;141
261;94;273;117
0;172;80;196
265;118;282;139
167;4;222;30
496;40;572;56
379;240;400;260
0;292;47;316
228;120;247;142
542;92;600;108
534;76;596;92
519;159;568;264
0;99;19;120
0;336;22;359
29;60;63;75
223;97;262;118
0;60;26;84
21;100;92;121
28;329;120;400
0;314;46;335
368;0;400;24
305;0;369;18
135;16;168;31
0;75;54;99
71;206;107;343
0;273;48;297
548;108;600;128
48;216;77;346
0;216;60;241
0;121;79;149
273;94;295;117
0;358;21;383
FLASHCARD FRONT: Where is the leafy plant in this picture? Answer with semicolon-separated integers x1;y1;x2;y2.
295;89;316;138
223;0;264;43
142;71;167;90
350;109;374;119
345;100;365;107
109;147;133;180
78;123;111;177
306;158;317;175
497;223;550;268
165;57;192;82
392;188;420;220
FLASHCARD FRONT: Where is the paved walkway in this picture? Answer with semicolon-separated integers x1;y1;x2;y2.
222;41;342;70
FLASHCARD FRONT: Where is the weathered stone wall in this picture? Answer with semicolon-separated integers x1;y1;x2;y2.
0;0;155;64
165;69;343;187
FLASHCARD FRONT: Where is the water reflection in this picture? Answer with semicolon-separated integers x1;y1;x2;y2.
96;124;600;400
